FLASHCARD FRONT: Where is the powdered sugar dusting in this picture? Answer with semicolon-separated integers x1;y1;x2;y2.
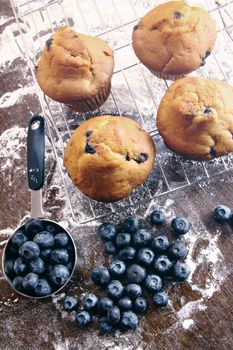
182;319;194;330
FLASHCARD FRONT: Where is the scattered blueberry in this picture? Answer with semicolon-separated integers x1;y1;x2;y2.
25;219;44;237
22;273;39;291
118;247;136;262
167;240;188;261
137;248;154;266
132;229;151;248
19;241;40;260
122;217;140;234
75;311;92;327
33;231;54;248
34;278;52;297
154;255;173;276
54;232;69;247
45;224;56;234
91;266;110;286
126;284;142;300
150;210;165;226
115;233;131;249
50;249;69;265
107;306;121;324
97;223;117;241
104;241;117;255
214;205;231;224
109;260;126;278
120;311;138;330
134;297;147;314
171;217;190;235
49;264;70;286
97;297;114;315
14;257;28;276
127;264;146;284
40;248;51;261
11;230;28;248
106;280;124;300
153;291;168;307
29;258;45;274
173;261;191;281
151;235;169;253
83;293;98;312
99;317;114;334
4;259;15;277
64;296;79;311
12;276;24;291
144;274;163;293
118;297;132;311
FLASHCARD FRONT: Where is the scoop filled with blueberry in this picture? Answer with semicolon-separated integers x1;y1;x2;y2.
2;115;77;298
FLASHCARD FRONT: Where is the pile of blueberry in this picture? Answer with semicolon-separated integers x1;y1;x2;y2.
63;212;191;333
4;218;75;297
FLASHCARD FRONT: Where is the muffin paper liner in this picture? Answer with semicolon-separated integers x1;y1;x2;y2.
149;69;185;81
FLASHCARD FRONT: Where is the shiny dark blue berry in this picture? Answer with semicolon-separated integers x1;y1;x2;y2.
91;266;110;286
14;257;28;275
134;297;147;314
64;296;79;311
153;291;168;307
173;261;191;281
151;235;169;253
11;230;28;248
75;311;92;327
132;229;151;248
45;224;56;234
22;272;39;291
154;255;173;276
12;276;24;291
120;311;138;330
127;264;146;284
104;241;117;255
49;264;70;286
34;278;52;296
171;217;190;235
97;223;117;241
126;284;142;300
19;241;40;260
107;306;121;325
50;249;69;265
118;247;136;262
106;280;124;300
115;233;131;249
97;297;114;315
40;248;51;261
118;297;132;311
99;317;113;333
144;274;163;293
122;217;140;233
167;240;188;260
25;219;44;237
54;232;69;247
33;231;54;248
29;258;45;274
4;259;15;277
214;205;231;224
137;248;154;266
109;260;126;278
83;293;98;312
150;210;165;226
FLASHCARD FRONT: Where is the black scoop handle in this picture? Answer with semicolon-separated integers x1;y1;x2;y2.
27;115;45;190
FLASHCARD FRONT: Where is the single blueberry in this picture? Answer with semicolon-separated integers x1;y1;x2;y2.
33;231;54;248
91;266;110;286
97;297;114;315
136;248;154;266
123;217;140;233
75;311;92;327
40;248;51;261
210;148;216;157
167;240;188;260
118;247;136;262
29;258;45;274
120;311;138;330
144;274;163;293
133;24;139;31
109;260;126;278
171;217;190;235
151;235;169;253
54;232;69;247
64;296;79;311
19;241;40;260
127;264;146;284
107;306;121;325
154;255;173;276
85;130;92;137
22;273;39;291
150;210;165;226
118;297;132;311
173;261;191;281
85;142;95;154
4;259;15;277
106;280;124;300
214;205;231;224
14;257;28;276
25;219;44;237
83;293;98;312
99;317;114;334
153;291;168;307
97;223;117;241
134;297;147;314
11;230;28;248
49;264;70;286
115;233;131;249
50;249;69;265
34;278;52;297
104;241;117;255
126;284;142;300
46;38;53;48
203;106;212;114
12;276;24;291
173;11;183;19
45;224;56;235
132;229;151;248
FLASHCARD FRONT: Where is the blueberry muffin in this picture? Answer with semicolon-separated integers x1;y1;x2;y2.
64;116;156;202
157;77;233;161
132;1;216;80
37;26;114;112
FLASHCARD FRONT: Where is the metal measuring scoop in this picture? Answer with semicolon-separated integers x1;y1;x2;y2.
2;115;77;299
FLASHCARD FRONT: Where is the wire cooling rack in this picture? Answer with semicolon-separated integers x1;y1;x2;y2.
10;0;233;223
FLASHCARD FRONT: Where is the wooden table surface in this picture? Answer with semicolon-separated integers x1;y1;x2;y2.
1;0;233;349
